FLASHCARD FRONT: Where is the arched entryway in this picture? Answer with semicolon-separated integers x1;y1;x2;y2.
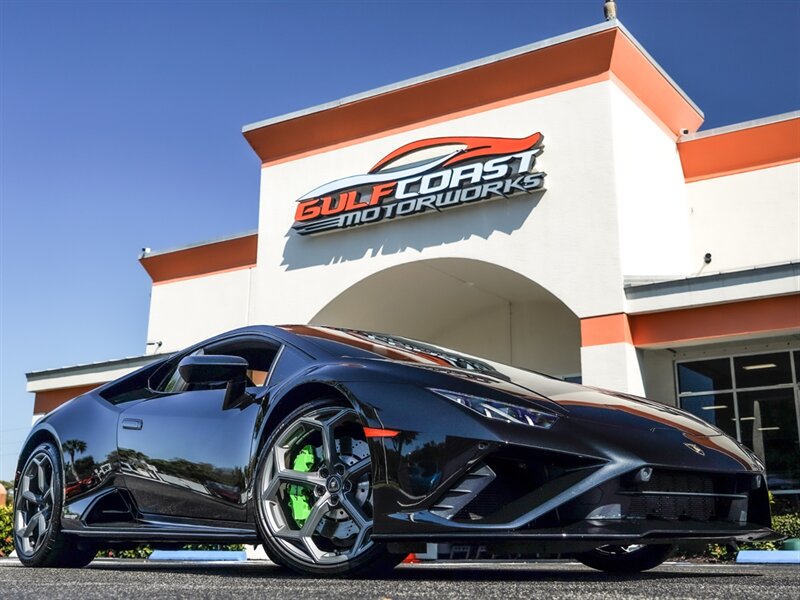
310;258;580;378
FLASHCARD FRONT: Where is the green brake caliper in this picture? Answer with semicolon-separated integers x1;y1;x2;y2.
287;444;317;527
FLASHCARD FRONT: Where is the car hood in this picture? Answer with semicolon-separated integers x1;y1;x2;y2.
396;360;761;471
291;325;736;444
415;361;728;439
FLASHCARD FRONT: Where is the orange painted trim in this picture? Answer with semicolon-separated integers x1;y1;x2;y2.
151;263;256;287
262;74;609;168
629;295;800;347
679;117;800;182
33;384;99;415
581;313;633;347
245;27;701;165
609;72;678;140
609;32;703;138
140;234;258;284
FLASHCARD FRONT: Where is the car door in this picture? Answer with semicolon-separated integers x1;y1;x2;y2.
117;335;281;523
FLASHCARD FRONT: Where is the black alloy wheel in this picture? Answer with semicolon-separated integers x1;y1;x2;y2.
14;442;96;567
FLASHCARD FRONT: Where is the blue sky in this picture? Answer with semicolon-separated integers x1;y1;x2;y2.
1;0;798;480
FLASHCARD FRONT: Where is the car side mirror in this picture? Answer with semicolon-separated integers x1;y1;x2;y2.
178;355;248;384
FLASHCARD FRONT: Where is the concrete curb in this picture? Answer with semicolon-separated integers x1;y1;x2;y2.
736;550;800;564
148;550;247;562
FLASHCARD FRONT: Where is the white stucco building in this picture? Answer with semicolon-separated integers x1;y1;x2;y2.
27;21;800;497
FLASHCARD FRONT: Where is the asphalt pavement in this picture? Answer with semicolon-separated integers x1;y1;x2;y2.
1;558;797;599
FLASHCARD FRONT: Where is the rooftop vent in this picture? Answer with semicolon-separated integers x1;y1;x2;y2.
604;0;618;21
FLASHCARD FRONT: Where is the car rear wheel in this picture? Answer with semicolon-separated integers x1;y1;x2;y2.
576;543;674;573
14;442;97;568
255;399;401;577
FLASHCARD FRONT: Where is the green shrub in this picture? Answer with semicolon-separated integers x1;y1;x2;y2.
0;505;13;557
101;543;245;559
0;499;244;560
701;511;800;560
772;513;800;540
100;546;153;559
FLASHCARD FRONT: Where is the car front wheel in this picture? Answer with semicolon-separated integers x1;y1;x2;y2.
576;543;674;573
255;399;401;577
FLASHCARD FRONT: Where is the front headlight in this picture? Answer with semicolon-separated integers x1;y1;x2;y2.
429;388;558;429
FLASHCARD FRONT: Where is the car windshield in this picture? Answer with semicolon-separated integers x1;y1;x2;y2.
283;325;495;370
281;325;574;389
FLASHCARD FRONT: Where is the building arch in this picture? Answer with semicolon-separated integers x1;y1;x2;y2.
310;257;581;377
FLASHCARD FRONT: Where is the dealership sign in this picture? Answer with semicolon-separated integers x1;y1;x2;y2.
292;133;546;235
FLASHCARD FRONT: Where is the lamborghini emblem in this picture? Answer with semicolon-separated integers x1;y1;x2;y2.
684;443;706;456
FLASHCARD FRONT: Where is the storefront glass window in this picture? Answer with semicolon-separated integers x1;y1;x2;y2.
736;388;800;493
734;352;793;388
679;393;737;438
677;358;732;393
676;350;800;497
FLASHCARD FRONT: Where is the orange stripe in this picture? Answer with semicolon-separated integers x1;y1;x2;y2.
580;313;633;347
630;296;800;347
140;234;258;284
552;399;749;467
363;427;400;438
247;27;700;166
679;117;800;182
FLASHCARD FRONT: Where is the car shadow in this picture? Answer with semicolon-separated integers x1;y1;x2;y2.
86;561;762;583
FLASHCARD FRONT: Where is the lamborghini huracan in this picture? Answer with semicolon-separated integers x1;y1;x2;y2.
14;325;778;576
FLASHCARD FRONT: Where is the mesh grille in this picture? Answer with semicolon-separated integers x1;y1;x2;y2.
642;471;715;494
628;494;718;521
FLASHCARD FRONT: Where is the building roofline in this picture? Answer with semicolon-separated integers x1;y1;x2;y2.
677;113;800;182
241;20;702;154
139;231;258;285
26;353;167;383
140;230;258;260
680;110;800;142
624;260;800;301
244;21;617;133
613;21;702;118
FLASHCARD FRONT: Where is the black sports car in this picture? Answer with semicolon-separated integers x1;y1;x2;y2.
15;325;777;576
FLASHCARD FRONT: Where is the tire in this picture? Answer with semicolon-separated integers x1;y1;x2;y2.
576;544;674;574
14;442;97;568
254;398;402;577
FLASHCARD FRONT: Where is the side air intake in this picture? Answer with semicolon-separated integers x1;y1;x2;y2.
430;464;495;519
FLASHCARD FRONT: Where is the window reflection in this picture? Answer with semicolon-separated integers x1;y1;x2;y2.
680;394;737;438
677;351;800;496
677;358;732;393
734;352;792;388
737;389;800;492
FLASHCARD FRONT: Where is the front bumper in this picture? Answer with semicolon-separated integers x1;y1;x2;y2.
370;432;775;547
372;521;780;553
347;381;776;548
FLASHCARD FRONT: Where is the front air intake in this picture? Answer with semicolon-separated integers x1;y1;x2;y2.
430;445;603;524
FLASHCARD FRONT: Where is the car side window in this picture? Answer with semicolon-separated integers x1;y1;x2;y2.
148;349;204;394
148;335;283;395
99;360;166;405
203;337;281;389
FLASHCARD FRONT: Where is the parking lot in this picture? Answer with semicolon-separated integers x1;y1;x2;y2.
1;558;798;599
